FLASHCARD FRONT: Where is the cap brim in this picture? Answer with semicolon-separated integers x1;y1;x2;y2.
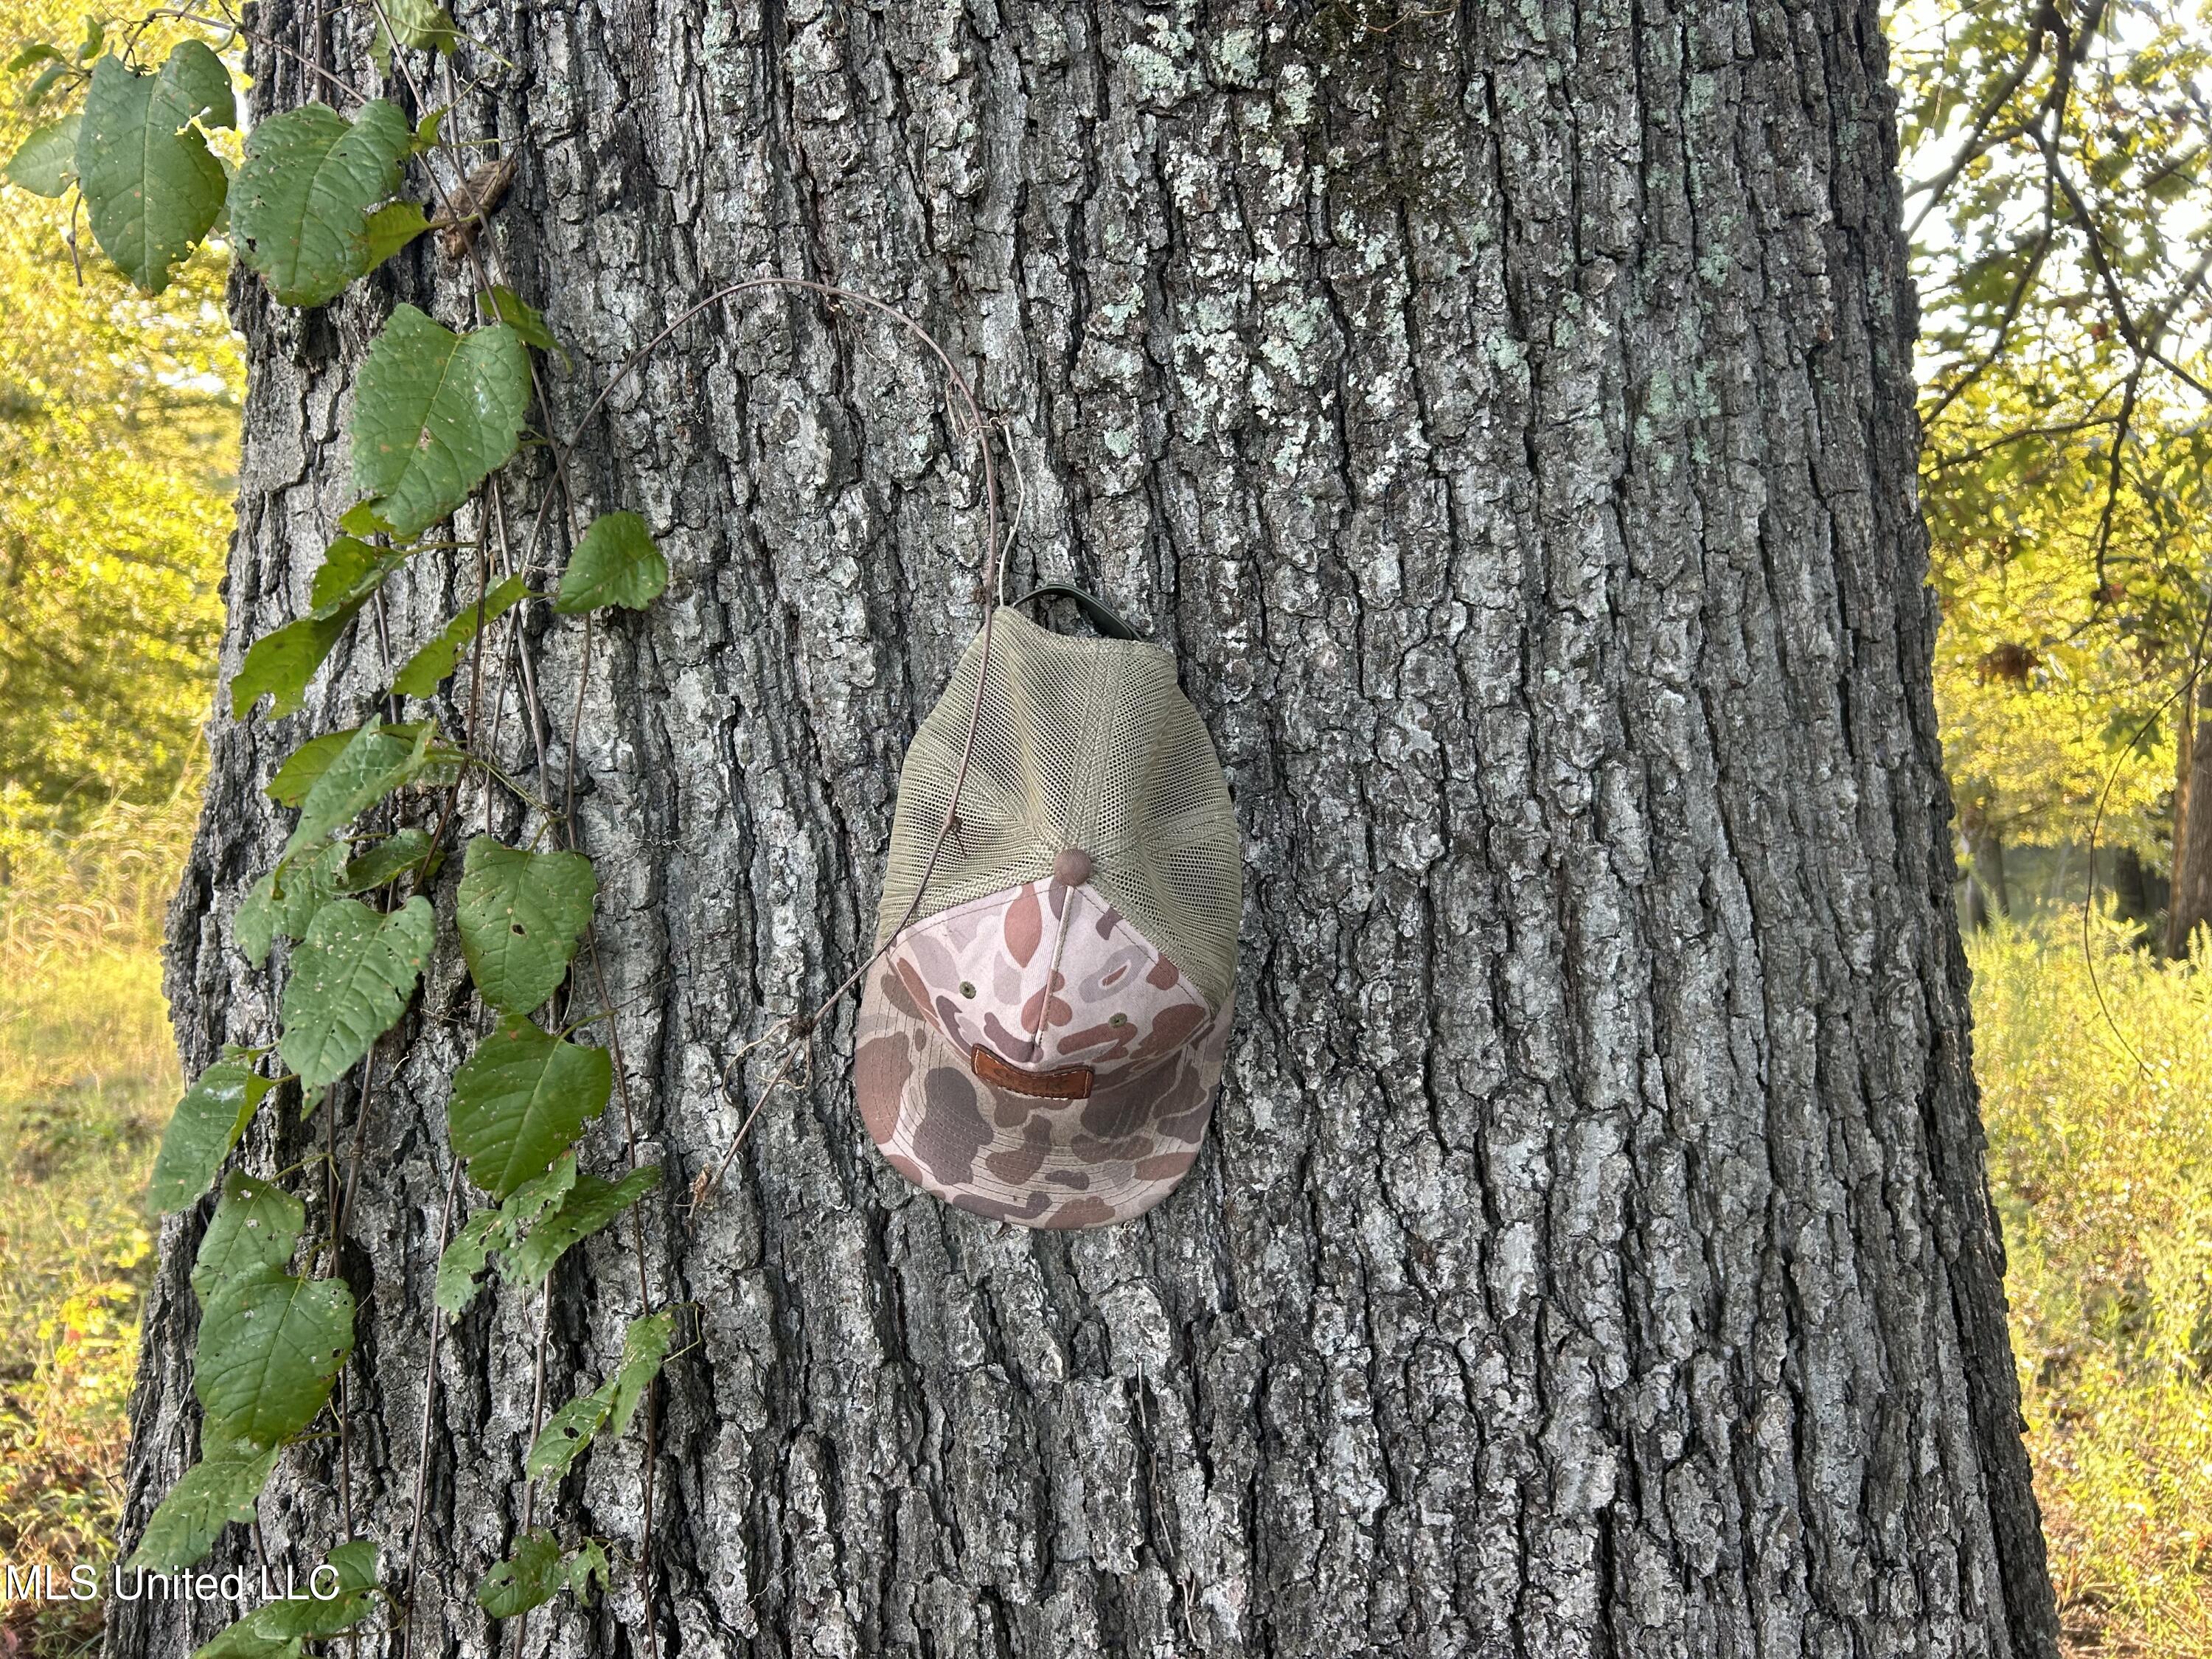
853;960;1227;1228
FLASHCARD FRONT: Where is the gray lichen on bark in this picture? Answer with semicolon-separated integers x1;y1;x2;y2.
111;1;2058;1657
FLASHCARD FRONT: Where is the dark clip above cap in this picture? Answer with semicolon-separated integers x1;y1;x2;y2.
1007;582;1144;641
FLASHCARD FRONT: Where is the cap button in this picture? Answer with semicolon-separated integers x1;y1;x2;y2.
1053;848;1093;886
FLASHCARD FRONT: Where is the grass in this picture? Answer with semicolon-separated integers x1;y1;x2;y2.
1974;917;2212;1655
0;795;187;1656
0;820;2207;1655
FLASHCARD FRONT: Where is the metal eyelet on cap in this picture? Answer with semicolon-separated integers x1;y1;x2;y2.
1109;1012;1127;1027
959;981;976;998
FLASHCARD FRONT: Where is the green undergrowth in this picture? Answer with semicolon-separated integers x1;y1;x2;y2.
1974;917;2212;1657
0;793;185;1655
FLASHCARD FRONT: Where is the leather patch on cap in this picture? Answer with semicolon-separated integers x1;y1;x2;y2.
971;1044;1093;1101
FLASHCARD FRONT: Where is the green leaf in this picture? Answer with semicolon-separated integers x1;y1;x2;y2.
277;896;434;1087
74;53;227;293
231;538;400;718
237;844;351;968
566;1538;611;1605
510;1166;658;1286
127;1436;281;1572
434;1154;579;1315
350;306;530;538
434;1207;503;1316
75;18;103;63
161;38;234;128
524;1389;611;1483
380;0;459;56
412;107;447;153
194;1266;355;1445
476;285;565;362
192;1542;376;1659
248;1541;378;1638
190;1173;305;1301
337;501;393;537
192;1624;301;1659
555;512;667;614
474;1528;563;1618
148;1061;274;1214
24;63;69;108
341;827;435;891
285;720;434;855
6;44;63;73
447;1022;611;1200
602;1309;677;1438
265;731;357;807
392;574;527;698
363;198;430;269
6;116;80;195
232;100;411;307
454;837;596;1015
524;1308;677;1481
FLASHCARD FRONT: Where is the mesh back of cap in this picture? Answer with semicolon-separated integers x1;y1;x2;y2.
876;608;1243;1010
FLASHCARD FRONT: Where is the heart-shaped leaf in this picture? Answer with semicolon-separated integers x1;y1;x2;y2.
194;1266;355;1446
393;573;527;698
454;837;596;1015
555;511;667;614
276;896;434;1087
447;1022;611;1200
6;115;80;195
285;720;434;856
510;1165;658;1285
190;1173;305;1301
148;1060;274;1214
74;52;228;293
350;306;529;538
231;100;411;307
127;1436;281;1571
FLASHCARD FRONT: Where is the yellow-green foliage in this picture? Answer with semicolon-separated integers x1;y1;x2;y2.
0;4;240;815
0;793;187;1654
1975;921;2212;1655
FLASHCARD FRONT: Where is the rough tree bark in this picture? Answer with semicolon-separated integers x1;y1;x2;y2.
113;1;2058;1656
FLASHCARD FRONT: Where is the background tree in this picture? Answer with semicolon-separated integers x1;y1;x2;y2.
1893;0;2212;941
74;2;2062;1657
0;7;237;861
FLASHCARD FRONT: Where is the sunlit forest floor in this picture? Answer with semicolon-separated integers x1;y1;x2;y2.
0;801;187;1656
2;823;2210;1656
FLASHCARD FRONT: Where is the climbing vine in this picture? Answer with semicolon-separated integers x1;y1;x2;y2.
7;7;687;1651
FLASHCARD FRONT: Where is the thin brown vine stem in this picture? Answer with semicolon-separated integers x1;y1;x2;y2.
509;1278;555;1659
397;1153;464;1659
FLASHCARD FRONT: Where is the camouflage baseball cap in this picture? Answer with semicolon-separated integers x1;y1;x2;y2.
855;597;1242;1228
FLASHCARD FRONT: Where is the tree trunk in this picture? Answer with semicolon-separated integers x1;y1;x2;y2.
114;3;2057;1657
2168;682;2212;956
1965;825;2009;920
